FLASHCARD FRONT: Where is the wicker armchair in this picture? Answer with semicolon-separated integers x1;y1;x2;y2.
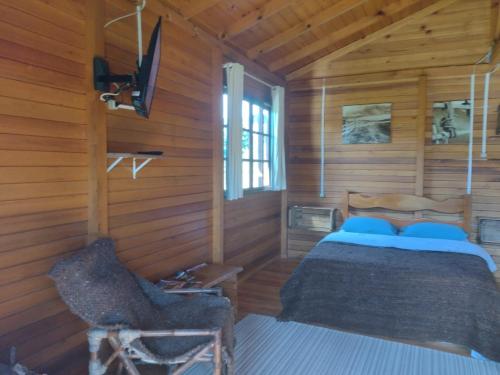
49;238;234;375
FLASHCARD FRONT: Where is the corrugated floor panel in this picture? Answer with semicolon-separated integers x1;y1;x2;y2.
187;314;500;375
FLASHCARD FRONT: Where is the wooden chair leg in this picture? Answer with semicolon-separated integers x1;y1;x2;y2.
223;348;234;375
172;343;213;375
213;331;222;375
88;329;108;375
116;362;124;375
108;335;141;375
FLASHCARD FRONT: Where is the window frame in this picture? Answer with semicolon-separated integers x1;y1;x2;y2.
242;97;272;193
223;92;272;195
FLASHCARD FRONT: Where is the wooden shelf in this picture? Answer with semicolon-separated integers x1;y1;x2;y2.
192;264;244;288
107;152;165;179
162;264;243;315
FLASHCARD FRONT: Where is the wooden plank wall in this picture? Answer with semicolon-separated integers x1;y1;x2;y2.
0;0;284;371
0;0;217;372
287;80;419;257
288;70;500;284
0;0;90;372
224;191;282;271
286;0;500;282
105;0;215;282
425;71;500;282
222;68;281;272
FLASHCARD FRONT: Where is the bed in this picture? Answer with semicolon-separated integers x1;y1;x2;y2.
279;193;500;362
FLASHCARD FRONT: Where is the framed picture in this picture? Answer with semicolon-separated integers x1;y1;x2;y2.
342;103;392;144
432;100;471;144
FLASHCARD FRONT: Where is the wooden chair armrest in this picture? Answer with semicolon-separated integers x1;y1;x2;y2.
110;328;222;343
90;327;222;338
136;328;221;337
161;287;223;296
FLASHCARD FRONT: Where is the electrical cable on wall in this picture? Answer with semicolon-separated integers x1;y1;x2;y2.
481;63;499;160
104;0;146;28
320;79;326;198
481;71;490;159
466;70;475;195
467;51;496;193
104;0;146;67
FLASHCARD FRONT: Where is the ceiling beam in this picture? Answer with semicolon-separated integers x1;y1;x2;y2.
247;0;368;59
286;0;459;80
289;64;493;92
220;0;292;40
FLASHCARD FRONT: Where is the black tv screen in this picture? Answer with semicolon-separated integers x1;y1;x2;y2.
133;17;162;118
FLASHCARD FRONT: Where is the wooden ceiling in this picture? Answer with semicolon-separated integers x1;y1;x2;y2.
159;0;494;79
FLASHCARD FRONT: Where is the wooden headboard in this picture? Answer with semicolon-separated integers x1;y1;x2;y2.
342;192;472;234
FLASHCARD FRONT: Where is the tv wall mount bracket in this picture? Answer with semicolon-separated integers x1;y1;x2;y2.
94;0;145;112
93;57;137;111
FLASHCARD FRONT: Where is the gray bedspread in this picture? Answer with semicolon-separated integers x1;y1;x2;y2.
279;241;500;361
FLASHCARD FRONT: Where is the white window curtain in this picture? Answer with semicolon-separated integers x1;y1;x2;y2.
224;63;244;200
271;86;287;190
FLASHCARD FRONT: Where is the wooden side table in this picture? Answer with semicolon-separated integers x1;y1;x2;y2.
192;264;243;315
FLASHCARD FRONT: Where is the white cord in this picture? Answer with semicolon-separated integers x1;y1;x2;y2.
320;78;326;198
466;69;475;194
98;83;123;102
136;2;143;66
481;72;490;159
479;63;500;160
99;91;120;102
104;0;146;28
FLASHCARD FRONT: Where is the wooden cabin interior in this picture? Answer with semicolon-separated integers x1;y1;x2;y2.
1;0;500;374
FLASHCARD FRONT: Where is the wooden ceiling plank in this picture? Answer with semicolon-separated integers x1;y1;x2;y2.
247;0;368;59
151;0;286;85
286;0;460;79
270;0;421;73
180;0;224;19
220;0;293;39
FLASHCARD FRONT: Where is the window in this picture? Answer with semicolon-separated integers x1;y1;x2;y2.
223;93;271;192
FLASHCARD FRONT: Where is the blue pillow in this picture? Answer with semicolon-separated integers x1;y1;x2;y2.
399;222;468;241
341;217;397;236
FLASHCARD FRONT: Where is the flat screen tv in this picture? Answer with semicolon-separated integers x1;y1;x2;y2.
132;17;162;118
94;17;162;119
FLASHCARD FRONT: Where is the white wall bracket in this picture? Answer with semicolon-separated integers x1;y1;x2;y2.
107;152;165;179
